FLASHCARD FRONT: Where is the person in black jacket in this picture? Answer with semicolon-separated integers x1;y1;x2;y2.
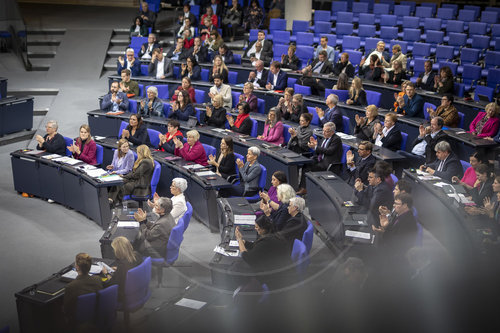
279;197;308;246
204;93;227;128
121;114;150;146
346;141;377;185
35;120;67;155
420;141;464;182
333;52;355;78
281;44;300;71
227;102;253;135
468;164;494;206
346;77;368;106
373;113;403;152
283;94;308;123
309;50;334;75
208;136;236;180
101;237;142;302
297;67;325;96
416;60;436;92
158;119;183;154
247;60;269;88
358;54;383;82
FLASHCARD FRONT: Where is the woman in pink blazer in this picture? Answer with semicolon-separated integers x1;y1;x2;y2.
67;124;97;165
469;103;500;138
258;109;284;145
173;129;208;166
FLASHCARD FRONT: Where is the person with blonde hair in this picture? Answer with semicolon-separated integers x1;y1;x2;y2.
204;94;227;128
209;54;229;83
67;124;97;165
354;105;381;141
281;44;300;71
173;130;208;166
346;77;367;106
469;102;500;138
108;144;155;206
101;237;142;302
238;82;258;113
106;138;135;175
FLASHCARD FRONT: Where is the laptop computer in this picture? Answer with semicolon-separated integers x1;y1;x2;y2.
477;94;490;103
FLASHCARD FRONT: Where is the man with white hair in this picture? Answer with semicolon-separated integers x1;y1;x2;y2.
139;86;163;117
360;40;390;68
117;48;141;77
315;94;343;131
35;120;66;155
138;33;160;59
247;60;268;88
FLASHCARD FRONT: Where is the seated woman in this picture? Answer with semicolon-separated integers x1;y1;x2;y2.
354;105;381;141
346;77;368;106
221;1;242;42
200;16;216;42
468;164;494;206
220;146;262;197
108;144;155;206
281;44;300;71
427;93;459;128
106;138;135;175
207;136;236;179
287;113;313;154
464;175;500;218
434;66;454;95
67;124;97;165
201;5;218;28
243;0;264;31
393;80;409;114
101;237;142;303
206;30;223;53
35;120;66;155
279;196;308;244
358;54;383;82
173;129;208;166
209;55;229;83
238;82;258;113
227;102;253;135
260;183;296;231
180;56;201;81
172;77;196;104
283;93;307;123
121;114;150;146
260;170;287;205
139;86;163;117
384;59;406;85
169;178;188;223
158;119;183;154
204;94;227;128
469;102;500;138
332;72;349;90
130;16;148;37
275;87;294;118
452;151;488;190
258;109;284;145
168;90;195;121
382;44;407;71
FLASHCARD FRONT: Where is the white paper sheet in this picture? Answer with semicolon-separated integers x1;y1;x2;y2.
175;298;206;310
117;221;140;228
345;230;371;240
234;214;256;225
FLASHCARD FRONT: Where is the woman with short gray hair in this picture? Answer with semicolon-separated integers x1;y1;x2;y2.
280;196;308;244
261;183;296;231
170;177;188;223
140;86;163;117
219;146;261;197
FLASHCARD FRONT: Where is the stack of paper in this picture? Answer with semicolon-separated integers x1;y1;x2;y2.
195;170;216;177
86;168;108;178
41;154;62;160
98;174;122;182
183;164;204;170
234;214;256;225
117;221;140;228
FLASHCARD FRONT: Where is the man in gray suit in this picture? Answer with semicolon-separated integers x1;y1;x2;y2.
220;146;262;197
148;48;174;80
134;197;175;258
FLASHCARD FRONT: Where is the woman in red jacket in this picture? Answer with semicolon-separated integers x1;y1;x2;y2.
173;129;208;166
67;124;97;165
172;77;196;104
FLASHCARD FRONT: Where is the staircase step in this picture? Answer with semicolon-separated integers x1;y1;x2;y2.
27;50;56;58
27;28;66;35
8;88;59;96
27;39;61;46
110;39;130;46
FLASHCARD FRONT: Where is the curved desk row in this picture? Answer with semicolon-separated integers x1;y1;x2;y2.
0;77;7;99
1;96;33;136
10;150;120;229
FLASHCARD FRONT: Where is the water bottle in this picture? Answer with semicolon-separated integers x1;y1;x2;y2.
122;200;128;213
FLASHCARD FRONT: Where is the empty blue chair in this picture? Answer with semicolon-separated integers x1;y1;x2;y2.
313;22;332;41
250;119;258;137
352;2;369;23
420;2;437;15
257;98;265;114
415;6;433;21
147;129;161;148
291;239;309;275
342;36;360;51
245;164;266;202
437;7;455;21
457;112;465;129
394;5;411;24
401;16;420;30
454;82;465;98
458;48;481;74
481;11;498;25
118;121;128;138
441;3;458;16
474;86;494;102
358;13;375;26
296;32;314;46
306;106;320;126
335;23;353;38
462;64;482;91
269;18;286;32
138;84;144;97
365;90;382;107
471;36;490;51
412;58;427;76
468;22;487;38
200;68;209;82
302;221;314;255
327;89;349;102
447;32;467;55
63;136;73;156
358;25;376;42
336;12;353;24
228;71;238;84
96;285;119;332
173;66;180;79
272;30;290;45
202;143;216;157
374;3;390;23
331;2;349;21
249;29;260;42
445;20;465;36
129;99;138;114
291;20;309;41
95;144;103;166
460;160;471;174
146;84;169;99
162;103;171;118
400;132;408;151
151;220;185;287
380;26;398;41
231;91;241;108
485;50;500;69
295;46;314;68
403;29;421;50
117;257;151;325
463;5;480;20
233;54;241;65
314;10;331;22
342;116;350;135
400;1;416;14
434;45;455;69
380;0;395;12
76;292;97;326
423;18;442;32
345;50;362;67
458;9;476;23
194;89;205;103
140;64;148;76
425;30;444;52
287;77;297;88
282;123;291;144
379;14;397;27
487;68;500;90
412;42;431;60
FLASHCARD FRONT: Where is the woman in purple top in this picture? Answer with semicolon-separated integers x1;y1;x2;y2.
258;109;284;145
469;103;500;138
106;138;135;175
255;171;287;216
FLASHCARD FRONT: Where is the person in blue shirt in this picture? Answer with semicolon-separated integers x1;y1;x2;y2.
314;36;335;64
168;90;195;121
397;82;424;118
266;61;287;91
117;48;141;77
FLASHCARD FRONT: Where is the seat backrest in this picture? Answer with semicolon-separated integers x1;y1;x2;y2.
96;284;119;331
63;136;73;156
412;42;431;57
460;48;480;64
233;53;241;65
341;143;349;164
269;18;286;31
437;7;455;20
380;26;398;40
166;221;185;264
400;132;408;151
424;18;442;31
302;221;314;254
469;22;487;37
282;123;291;144
201;68;209;81
374;3;390;16
314;21;331;35
332;1;348;14
123;257;151;311
202;143;217;158
256;164;267;191
228;71;238;85
380;14;397;26
460;159;471;174
358;25;376;38
435;45;454;62
287;77;297;88
336;23;353;36
403;28;421;42
342;116;350;135
458;9;475;22
314;10;331;22
471;35;490;50
462;64;482;80
345;50;362;66
149;161;161;195
454;82;465;97
273;30;290;45
481;11;499;25
76;292;97;324
146;84;169;99
352;2;369;14
474;85;494;102
182;201;193;232
193;89;204;104
446;20;464;33
95;144;103;166
423;102;436;120
129;99;138;114
140;64;148;76
296;32;314;45
343;36;360;50
118;121;128;138
447;32;467;47
295;46;314;66
336;11;353;23
457;112;465;129
394;5;410;18
358;13;375;26
147;128;161;148
250;119;258;137
257;98;265;114
415;5;432;18
306;106;320;126
231;91;241;108
291;239;308;274
294;84;311;96
425;30;444;44
327;89;349;102
365;90;381;107
292;20;309;34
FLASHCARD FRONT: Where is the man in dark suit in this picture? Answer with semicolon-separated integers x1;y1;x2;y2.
180;4;197;26
248;40;273;66
354;168;394;227
117;48;141;77
316;93;342;130
139;1;157;28
215;44;234;64
135;197;176;258
309;50;334;75
416;60;436;91
244;30;273;60
297;122;343;195
148;48;174;79
166;37;186;60
333;52;355;78
297;67;325;96
182;37;208;63
346;141;376;185
138;33;160;59
247;60;269;88
101;81;129;111
373;113;403;151
420;141;463;181
266;61;287;91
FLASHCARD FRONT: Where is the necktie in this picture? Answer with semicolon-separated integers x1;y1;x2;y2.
318;139;328;161
437;160;444;172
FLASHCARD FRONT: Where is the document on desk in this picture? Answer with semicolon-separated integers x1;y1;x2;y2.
61;270;78;280
98;174;122;182
175;298;207;310
89;264;104;275
336;132;357;140
234;214;256;225
211;128;226;133
183;163;205;170
229;240;239;247
345;230;371;240
94;136;106;141
117;221;140;228
86;168;108;178
41;153;62;160
53;156;81;165
214;245;240;257
195;170;216;177
24;150;44;155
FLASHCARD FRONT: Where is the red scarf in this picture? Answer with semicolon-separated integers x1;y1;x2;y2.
234;113;249;128
166;130;183;142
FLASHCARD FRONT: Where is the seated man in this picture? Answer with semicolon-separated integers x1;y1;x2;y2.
134;197;176;258
315;93;342;130
247;60;269;89
208;74;232;108
35;120;66;155
101;81;129;112
332;52;355;78
266;61;288;91
177;17;195;38
215;44;234;64
427;93;459;128
373;113;402;151
139;1;156;28
119;69;139;97
420;141;463;181
354;167;394;227
314;36;335;64
138;33;160;59
180;4;197;27
309;50;334;75
248;40;273;66
396;82;424;118
148;48;174;80
63;253;103;325
360;40;390;69
139;86;163;117
183;37;208;63
166;37;186;61
346;140;376;185
297;122;343;195
416;60;436;92
117;48;141;77
296;67;325;96
244;30;273;61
